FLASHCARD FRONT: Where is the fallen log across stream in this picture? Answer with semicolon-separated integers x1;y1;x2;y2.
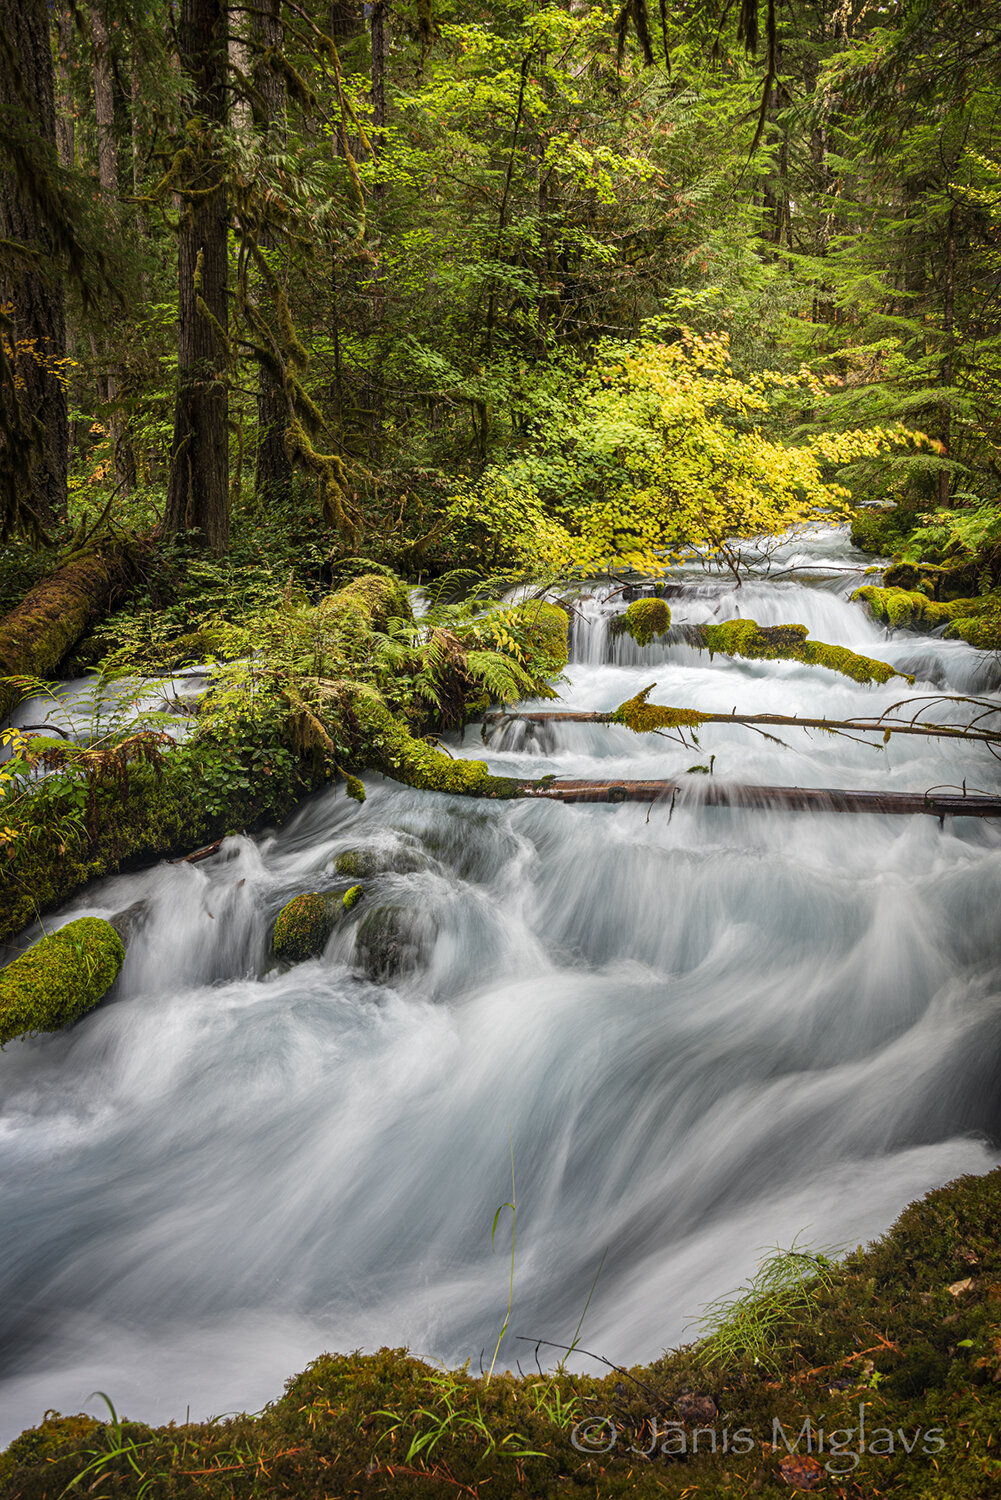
483;698;1001;748
507;778;1001;817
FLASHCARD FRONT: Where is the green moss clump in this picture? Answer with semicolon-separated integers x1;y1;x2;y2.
623;597;671;647
342;884;363;911
945;599;1001;650
326;572;413;633
333;849;377;878
0;917;125;1046
611;683;705;733
851;585;986;631
272;893;337;963
693;619;905;684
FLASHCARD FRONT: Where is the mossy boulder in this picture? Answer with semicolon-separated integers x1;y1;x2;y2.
851;585;992;633
945;599;1001;650
322;572;413;634
622;597;672;647
333;848;380;879
272;893;339;963
0;917;125;1046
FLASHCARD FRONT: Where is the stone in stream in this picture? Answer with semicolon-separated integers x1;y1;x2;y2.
0;917;125;1045
272;892;350;964
353;901;437;983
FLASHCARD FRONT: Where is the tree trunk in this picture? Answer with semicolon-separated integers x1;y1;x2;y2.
251;0;294;504
54;3;75;170
89;0;118;201
0;0;69;527
939;206;956;508
164;0;230;553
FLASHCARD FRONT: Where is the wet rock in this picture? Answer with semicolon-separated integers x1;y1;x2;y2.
107;900;150;946
354;902;436;983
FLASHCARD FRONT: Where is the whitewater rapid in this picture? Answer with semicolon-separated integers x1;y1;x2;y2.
1;528;1000;1441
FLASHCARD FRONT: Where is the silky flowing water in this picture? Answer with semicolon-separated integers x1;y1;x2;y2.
2;528;1001;1441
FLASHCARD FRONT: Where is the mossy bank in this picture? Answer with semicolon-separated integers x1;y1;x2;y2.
6;1166;1001;1497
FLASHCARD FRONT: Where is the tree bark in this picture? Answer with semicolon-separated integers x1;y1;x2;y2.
164;0;230;552
251;0;294;504
0;0;69;526
54;3;75;170
89;0;118;201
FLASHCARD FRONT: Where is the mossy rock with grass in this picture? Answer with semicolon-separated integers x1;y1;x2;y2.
509;600;570;676
0;917;125;1046
272;893;341;964
622;597;671;647
945;599;1001;650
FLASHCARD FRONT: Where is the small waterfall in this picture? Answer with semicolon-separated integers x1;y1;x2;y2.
1;526;999;1441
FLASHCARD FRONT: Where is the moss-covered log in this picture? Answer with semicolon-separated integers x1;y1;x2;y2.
0;544;145;723
686;619;909;685
0;917;124;1045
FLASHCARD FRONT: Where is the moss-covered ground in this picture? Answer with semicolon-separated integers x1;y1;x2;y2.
5;1166;1001;1497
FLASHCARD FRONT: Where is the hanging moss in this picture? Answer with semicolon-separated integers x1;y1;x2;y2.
611;684;706;733
0;917;125;1046
692;619;907;684
272;893;338;963
623;597;671;647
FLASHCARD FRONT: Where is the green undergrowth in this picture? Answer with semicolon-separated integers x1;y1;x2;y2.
0;917;124;1045
6;1167;1001;1496
1;575;566;942
689;618;909;684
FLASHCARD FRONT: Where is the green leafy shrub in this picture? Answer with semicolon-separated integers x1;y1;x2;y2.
0;917;125;1045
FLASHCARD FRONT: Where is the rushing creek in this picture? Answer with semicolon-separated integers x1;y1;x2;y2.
2;528;1001;1441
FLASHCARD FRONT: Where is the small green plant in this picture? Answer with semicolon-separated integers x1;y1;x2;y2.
370;1364;546;1468
696;1238;838;1375
59;1393;160;1498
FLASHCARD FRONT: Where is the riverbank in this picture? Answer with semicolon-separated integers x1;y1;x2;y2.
4;1163;1001;1497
